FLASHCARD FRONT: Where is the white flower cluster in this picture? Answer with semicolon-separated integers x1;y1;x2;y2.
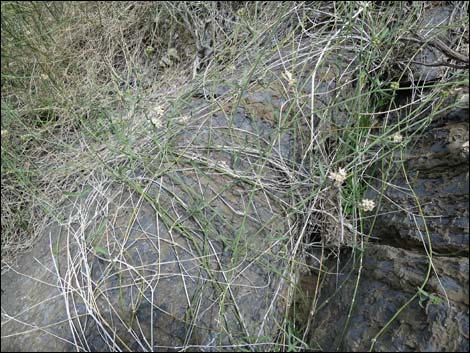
178;115;190;124
151;117;163;128
328;167;347;187
153;105;164;115
391;132;403;143
359;199;376;212
281;70;296;87
461;141;469;154
151;105;165;128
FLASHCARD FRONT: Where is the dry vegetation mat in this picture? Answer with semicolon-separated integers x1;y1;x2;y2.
1;1;469;351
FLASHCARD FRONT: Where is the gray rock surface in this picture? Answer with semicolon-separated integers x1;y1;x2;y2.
307;96;469;351
1;112;295;351
310;245;469;352
410;5;456;82
369;100;469;254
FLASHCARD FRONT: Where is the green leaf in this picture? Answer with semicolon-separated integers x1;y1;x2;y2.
88;217;107;244
417;287;442;308
94;245;109;256
63;185;92;197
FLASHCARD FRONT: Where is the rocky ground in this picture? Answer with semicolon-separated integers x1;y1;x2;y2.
306;93;469;351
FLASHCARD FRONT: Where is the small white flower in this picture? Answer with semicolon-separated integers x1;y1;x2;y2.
281;70;296;87
153;105;165;116
179;115;190;123
390;81;400;90
391;132;403;143
1;130;9;144
151;117;163;128
40;74;48;80
462;141;469;153
359;199;376;212
328;167;347;187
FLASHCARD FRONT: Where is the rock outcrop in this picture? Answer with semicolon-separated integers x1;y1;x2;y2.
305;4;469;350
1;111;296;351
307;92;469;352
